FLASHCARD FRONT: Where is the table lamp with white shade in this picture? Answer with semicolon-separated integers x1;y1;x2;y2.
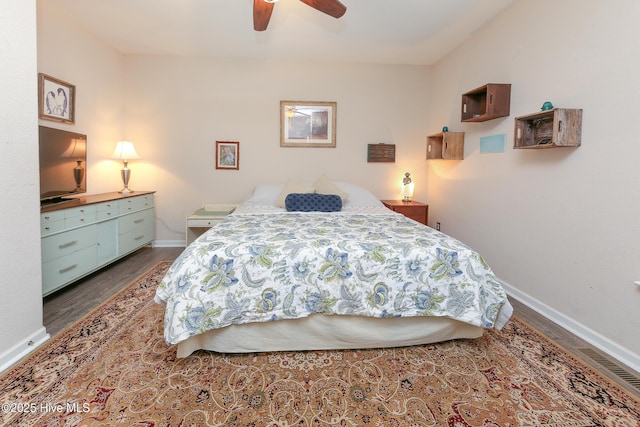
112;140;141;194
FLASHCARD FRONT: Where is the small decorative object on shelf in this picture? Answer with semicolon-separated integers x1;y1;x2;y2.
541;101;554;111
401;172;414;202
514;108;582;149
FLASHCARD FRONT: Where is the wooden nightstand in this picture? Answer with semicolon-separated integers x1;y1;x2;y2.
381;200;428;225
186;204;236;245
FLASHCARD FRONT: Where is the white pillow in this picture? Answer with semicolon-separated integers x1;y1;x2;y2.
334;182;383;207
244;180;382;208
313;175;349;203
275;179;315;208
244;184;283;205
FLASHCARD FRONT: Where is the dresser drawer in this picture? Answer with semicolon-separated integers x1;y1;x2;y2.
64;205;97;229
42;245;98;295
187;218;225;227
96;200;120;221
119;208;154;235
41;210;65;236
96;200;119;211
65;204;97;218
41;224;97;263
65;213;96;229
119;220;155;255
119;194;154;214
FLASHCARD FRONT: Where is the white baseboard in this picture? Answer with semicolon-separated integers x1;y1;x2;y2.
152;240;185;248
499;279;640;373
0;327;50;373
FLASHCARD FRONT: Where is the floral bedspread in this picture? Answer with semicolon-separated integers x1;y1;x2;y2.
155;210;511;346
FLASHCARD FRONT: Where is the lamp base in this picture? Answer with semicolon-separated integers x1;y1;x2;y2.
119;163;134;194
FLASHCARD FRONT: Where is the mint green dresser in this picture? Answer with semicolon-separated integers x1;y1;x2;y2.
40;191;155;296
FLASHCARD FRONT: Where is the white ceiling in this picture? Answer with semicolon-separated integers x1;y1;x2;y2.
51;0;515;65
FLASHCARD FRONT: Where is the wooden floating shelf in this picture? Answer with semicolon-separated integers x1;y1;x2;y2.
426;132;464;160
514;108;582;149
461;83;511;122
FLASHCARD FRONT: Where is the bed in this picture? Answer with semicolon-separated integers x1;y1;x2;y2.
155;178;512;357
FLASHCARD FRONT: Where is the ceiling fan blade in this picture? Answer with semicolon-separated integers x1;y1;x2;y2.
253;0;275;31
299;0;347;19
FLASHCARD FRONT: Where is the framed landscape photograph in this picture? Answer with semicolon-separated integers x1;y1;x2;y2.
38;73;75;124
280;101;336;147
215;141;239;170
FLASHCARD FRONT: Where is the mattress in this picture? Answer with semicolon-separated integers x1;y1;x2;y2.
155;180;512;356
176;313;485;357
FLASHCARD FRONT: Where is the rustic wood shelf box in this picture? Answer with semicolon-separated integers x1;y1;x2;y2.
461;83;511;122
514;108;582;149
426;132;465;160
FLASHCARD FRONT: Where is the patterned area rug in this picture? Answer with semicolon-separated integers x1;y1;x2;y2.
1;261;638;426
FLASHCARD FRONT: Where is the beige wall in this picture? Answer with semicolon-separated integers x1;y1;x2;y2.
428;0;640;368
37;1;126;191
119;56;431;243
0;0;47;371
0;0;127;370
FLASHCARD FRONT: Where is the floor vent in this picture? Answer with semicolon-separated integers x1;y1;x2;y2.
578;348;640;394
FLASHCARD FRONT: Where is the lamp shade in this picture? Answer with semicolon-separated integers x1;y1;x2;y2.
112;140;141;160
61;138;86;158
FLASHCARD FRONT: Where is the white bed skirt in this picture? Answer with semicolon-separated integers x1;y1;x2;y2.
176;314;485;358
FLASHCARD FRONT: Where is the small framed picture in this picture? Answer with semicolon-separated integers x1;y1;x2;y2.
215;141;239;170
38;73;75;124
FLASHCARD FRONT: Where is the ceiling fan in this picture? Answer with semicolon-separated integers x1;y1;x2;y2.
253;0;347;31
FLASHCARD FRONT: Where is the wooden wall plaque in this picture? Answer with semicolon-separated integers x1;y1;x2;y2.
367;144;396;162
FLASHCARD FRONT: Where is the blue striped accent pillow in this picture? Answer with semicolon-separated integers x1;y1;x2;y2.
285;193;342;212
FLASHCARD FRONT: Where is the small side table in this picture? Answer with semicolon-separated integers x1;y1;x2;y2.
381;200;428;225
186;204;237;245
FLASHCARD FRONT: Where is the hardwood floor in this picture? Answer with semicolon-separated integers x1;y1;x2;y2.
43;246;183;336
43;246;639;398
